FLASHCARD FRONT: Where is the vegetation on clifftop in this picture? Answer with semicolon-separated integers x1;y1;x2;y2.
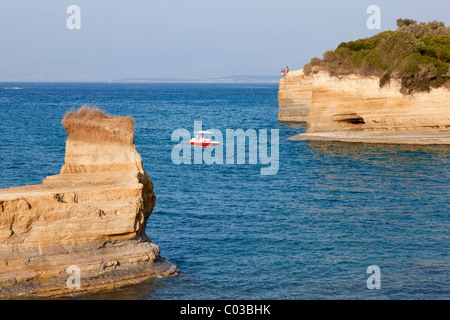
303;19;450;94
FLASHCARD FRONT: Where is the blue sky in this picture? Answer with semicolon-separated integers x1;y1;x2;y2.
0;0;449;81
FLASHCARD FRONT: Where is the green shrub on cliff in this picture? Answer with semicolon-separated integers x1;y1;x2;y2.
303;19;450;94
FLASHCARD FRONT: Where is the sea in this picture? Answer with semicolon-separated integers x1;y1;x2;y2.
0;82;448;300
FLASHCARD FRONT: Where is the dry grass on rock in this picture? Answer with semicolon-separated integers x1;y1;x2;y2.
62;105;135;145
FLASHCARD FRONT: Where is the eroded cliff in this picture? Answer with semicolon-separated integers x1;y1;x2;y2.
282;71;450;144
0;106;178;298
278;70;313;122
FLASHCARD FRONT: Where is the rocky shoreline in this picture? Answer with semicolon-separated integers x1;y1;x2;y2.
278;70;450;144
289;131;450;145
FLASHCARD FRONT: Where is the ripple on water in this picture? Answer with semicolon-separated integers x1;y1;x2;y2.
0;83;448;299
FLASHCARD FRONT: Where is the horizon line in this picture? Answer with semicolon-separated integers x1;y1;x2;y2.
0;80;281;84
0;74;282;84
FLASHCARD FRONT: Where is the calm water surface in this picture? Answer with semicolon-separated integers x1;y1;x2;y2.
0;83;448;299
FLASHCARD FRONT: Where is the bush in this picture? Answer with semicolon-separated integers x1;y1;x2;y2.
303;63;312;74
302;19;450;94
396;18;417;28
379;72;391;88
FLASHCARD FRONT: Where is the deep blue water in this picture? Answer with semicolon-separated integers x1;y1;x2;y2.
0;82;449;300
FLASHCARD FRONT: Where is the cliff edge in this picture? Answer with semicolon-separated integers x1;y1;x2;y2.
282;19;450;144
286;72;450;144
278;70;313;122
0;106;178;298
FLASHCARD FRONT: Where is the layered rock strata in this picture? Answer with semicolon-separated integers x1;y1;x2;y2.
282;71;450;144
278;69;313;122
0;107;178;298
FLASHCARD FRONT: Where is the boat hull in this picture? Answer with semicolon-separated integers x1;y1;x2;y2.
190;141;220;147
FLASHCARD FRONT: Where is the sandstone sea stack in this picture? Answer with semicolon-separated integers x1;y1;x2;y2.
0;106;178;298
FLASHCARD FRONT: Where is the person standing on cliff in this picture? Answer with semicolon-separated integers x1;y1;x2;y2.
286;66;289;74
281;68;285;77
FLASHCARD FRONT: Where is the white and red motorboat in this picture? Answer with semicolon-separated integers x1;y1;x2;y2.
190;131;220;147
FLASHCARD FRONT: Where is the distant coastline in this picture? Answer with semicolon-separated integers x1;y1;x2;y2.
0;75;281;84
110;75;280;84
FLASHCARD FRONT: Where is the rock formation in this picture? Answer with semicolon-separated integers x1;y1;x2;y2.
0;106;178;299
281;71;450;144
278;69;313;122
